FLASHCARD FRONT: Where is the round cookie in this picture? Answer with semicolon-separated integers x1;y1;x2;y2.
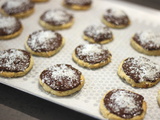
0;0;34;18
102;8;130;29
131;30;160;56
63;0;92;10
39;64;85;96
39;9;74;30
118;56;160;88
72;44;112;69
0;15;23;40
31;0;49;2
100;89;147;120
25;30;64;57
0;49;34;78
83;25;113;44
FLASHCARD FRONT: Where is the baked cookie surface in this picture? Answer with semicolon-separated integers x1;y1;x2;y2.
0;49;34;77
100;89;147;120
72;44;112;69
63;0;92;10
131;30;160;56
102;8;130;29
25;30;64;57
39;64;85;96
39;9;74;30
0;0;34;18
83;25;113;44
118;56;160;88
0;15;23;39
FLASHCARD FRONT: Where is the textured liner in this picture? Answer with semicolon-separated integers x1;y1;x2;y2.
0;0;160;119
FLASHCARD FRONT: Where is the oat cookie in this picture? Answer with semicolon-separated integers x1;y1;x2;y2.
100;89;147;120
0;0;34;18
39;64;85;96
72;44;112;69
25;30;64;57
118;56;160;88
39;9;74;30
83;25;113;44
0;15;23;39
131;30;160;56
102;8;130;29
0;49;34;77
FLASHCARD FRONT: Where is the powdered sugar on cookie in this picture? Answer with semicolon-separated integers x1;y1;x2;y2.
138;30;160;48
123;57;160;82
41;64;81;90
0;49;30;72
42;9;72;25
0;16;18;34
5;0;30;9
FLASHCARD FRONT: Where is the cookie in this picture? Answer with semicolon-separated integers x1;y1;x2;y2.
25;30;64;57
83;25;113;44
39;9;74;30
157;90;160;106
0;0;34;18
131;30;160;56
31;0;49;2
100;89;147;120
0;15;23;40
118;56;160;88
39;64;85;96
72;44;112;69
63;0;92;10
102;8;130;29
0;49;34;78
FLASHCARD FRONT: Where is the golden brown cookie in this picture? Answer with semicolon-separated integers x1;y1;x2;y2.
0;15;23;40
131;30;160;56
39;64;85;96
100;89;147;120
0;49;34;78
118;56;160;88
102;8;130;29
63;0;92;10
72;44;112;69
83;25;113;44
0;0;34;18
39;9;74;30
25;30;65;57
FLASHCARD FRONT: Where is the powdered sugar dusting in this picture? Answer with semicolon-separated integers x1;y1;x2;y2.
107;8;126;17
0;49;29;72
27;30;60;52
84;25;112;39
0;16;18;34
124;57;160;82
5;0;30;9
76;44;110;64
107;89;143;118
77;44;104;56
42;9;72;25
138;30;160;47
41;64;81;90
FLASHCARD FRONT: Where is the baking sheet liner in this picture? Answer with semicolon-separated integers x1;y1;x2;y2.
0;0;160;119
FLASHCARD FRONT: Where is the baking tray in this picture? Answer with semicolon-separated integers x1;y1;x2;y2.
0;0;160;119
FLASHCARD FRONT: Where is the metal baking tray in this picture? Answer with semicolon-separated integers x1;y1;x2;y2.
0;0;160;119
